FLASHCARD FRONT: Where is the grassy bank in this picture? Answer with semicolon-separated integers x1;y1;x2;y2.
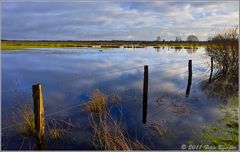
1;40;207;50
187;94;239;150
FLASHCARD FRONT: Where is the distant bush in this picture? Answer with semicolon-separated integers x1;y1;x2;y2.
187;35;199;42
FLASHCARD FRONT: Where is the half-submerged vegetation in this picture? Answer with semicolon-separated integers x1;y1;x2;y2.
6;103;73;150
84;90;147;150
18;104;36;137
83;90;108;113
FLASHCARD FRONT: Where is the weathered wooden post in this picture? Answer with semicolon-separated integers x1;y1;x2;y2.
142;65;148;124
209;57;213;83
186;60;192;97
32;83;45;150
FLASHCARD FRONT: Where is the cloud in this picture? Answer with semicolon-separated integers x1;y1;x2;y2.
2;1;239;41
127;35;134;39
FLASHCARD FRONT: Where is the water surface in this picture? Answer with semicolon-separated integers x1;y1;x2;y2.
2;47;223;150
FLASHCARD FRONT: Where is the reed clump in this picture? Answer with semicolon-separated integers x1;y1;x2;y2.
84;90;147;150
47;119;69;141
88;112;147;150
13;103;73;146
83;90;108;113
18;104;36;137
48;127;63;141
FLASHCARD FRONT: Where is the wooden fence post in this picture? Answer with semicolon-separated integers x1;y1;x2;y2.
142;65;148;124
32;83;45;150
186;60;192;97
209;57;213;83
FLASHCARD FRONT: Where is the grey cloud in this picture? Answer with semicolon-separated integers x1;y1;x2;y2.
2;1;239;40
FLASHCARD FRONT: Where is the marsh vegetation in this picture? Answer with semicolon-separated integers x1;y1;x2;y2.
1;40;206;50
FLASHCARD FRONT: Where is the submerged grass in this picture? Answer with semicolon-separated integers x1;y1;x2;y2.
149;122;168;137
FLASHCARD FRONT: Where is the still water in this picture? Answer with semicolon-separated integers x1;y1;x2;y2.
1;47;223;150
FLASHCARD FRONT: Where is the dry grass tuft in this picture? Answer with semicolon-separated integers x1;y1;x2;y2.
13;103;73;144
18;104;36;137
83;90;108;113
47;119;66;141
84;90;147;150
88;111;147;150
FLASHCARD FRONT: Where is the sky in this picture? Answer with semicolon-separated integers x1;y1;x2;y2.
2;0;239;41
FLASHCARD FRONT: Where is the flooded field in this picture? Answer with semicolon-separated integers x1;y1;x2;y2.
2;47;225;150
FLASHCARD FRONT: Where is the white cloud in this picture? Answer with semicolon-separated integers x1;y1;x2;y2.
127;35;134;39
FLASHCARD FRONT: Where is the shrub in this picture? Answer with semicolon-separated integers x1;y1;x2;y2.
205;27;239;97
